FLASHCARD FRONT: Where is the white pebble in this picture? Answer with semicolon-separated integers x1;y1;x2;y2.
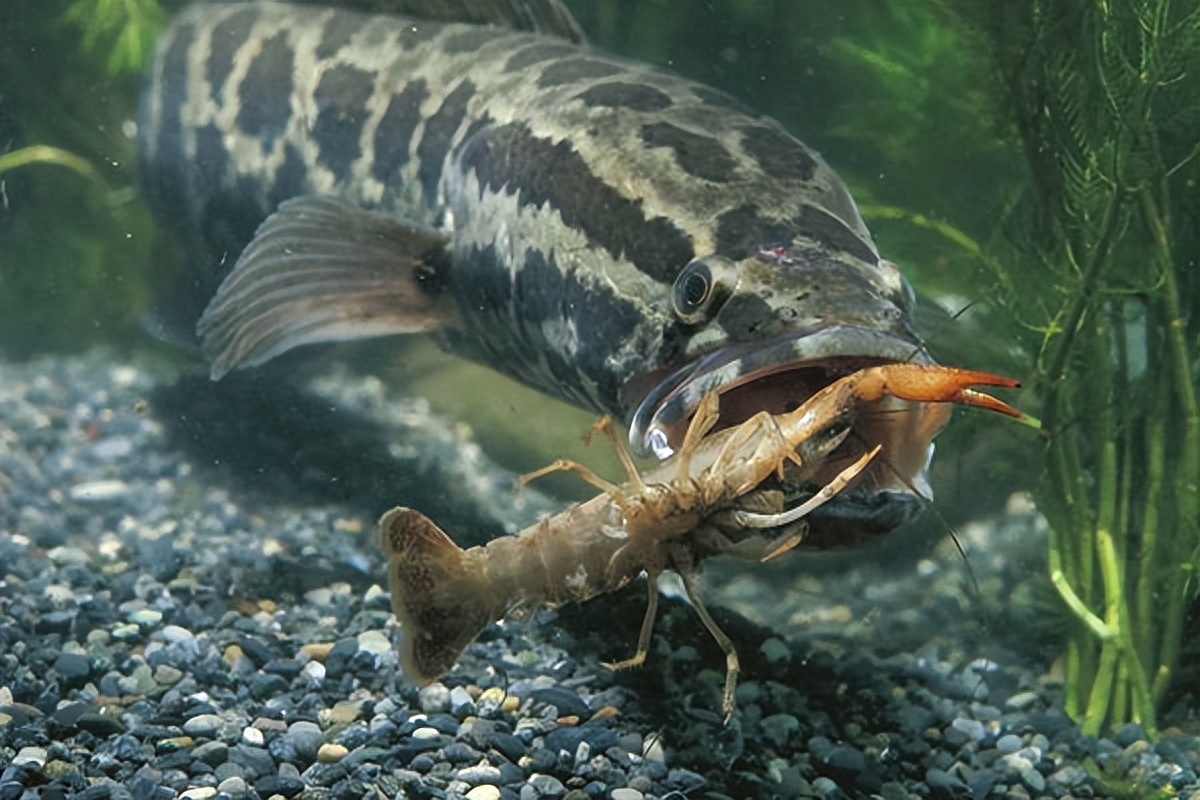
411;726;441;740
179;788;217;800
466;787;501;800
13;746;47;767
241;726;264;746
69;480;131;502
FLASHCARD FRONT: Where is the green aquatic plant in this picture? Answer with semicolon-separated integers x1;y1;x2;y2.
0;2;164;357
63;0;165;77
959;0;1200;736
0;144;107;185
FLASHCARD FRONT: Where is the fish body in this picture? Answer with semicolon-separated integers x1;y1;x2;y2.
139;0;937;530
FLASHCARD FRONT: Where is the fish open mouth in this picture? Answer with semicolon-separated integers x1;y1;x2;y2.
629;325;945;540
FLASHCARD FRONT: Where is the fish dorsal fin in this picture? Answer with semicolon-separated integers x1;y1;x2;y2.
333;0;586;43
378;507;493;684
197;195;458;380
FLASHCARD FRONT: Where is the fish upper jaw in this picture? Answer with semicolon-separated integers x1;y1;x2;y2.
629;324;932;457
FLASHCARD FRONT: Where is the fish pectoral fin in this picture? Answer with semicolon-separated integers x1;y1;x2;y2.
196;195;458;380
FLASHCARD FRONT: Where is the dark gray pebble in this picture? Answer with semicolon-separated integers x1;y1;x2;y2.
408;754;435;773
193;741;229;767
52;652;92;686
524;774;566;798
1113;722;1147;747
924;767;970;799
529;688;591;719
248;673;290;700
543;726;618;756
821;745;865;777
263;658;305;679
488;732;526;763
323;639;360;677
254;774;305;798
425;713;462;736
498;762;523;785
236;637;276;668
227;746;276;779
441;741;482;764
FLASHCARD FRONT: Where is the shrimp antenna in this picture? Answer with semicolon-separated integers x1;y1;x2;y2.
843;420;981;601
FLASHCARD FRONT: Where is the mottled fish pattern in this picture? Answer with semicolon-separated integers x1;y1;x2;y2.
139;1;928;484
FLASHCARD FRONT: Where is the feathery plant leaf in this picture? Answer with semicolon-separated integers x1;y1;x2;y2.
63;0;165;77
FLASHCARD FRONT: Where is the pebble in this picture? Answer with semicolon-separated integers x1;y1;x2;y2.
179;788;217;800
182;714;222;738
996;733;1023;753
216;776;248;796
523;774;566;799
458;764;502;786
450;686;477;717
69;479;131;502
465;786;502;800
1005;691;1040;710
610;790;643;800
316;743;348;763
419;683;451;713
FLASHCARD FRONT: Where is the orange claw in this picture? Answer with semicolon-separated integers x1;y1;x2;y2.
861;364;1026;420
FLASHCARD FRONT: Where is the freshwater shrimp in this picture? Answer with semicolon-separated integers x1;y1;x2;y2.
377;364;1024;717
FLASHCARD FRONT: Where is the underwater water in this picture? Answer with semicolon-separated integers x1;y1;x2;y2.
2;1;1198;798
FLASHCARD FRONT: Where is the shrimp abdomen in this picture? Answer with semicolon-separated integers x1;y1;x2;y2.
378;507;493;685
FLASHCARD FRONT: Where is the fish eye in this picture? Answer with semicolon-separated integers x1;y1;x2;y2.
671;257;736;324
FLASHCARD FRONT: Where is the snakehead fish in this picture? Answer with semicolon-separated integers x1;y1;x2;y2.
138;0;939;534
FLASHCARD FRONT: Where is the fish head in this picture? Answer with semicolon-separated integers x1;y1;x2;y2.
627;242;946;537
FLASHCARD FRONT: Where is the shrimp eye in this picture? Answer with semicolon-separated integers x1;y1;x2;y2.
672;258;737;324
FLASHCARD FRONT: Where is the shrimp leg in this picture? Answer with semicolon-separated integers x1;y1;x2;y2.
603;571;660;671
738;445;883;561
678;566;739;720
516;458;626;498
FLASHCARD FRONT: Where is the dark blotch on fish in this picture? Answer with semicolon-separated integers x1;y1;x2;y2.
503;41;578;72
199;178;267;285
740;124;817;183
520;248;645;401
460;122;694;283
715;204;799;259
237;33;295;150
373;80;430;182
194;123;230;194
150;23;193;211
269;144;308;209
575;82;672;112
640;121;735;183
313;64;375;183
208;7;258;104
316;12;366;59
417;80;475;201
715;204;877;265
537;58;624;88
453;245;644;404
715;293;777;341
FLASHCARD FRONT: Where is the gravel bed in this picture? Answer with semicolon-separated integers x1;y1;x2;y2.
2;348;1198;799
